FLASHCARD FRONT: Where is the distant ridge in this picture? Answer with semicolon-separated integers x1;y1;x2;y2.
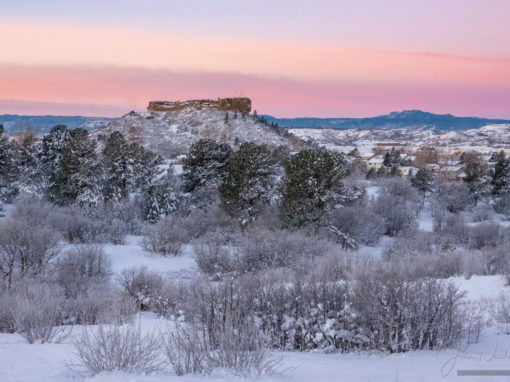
263;110;510;131
0;114;116;134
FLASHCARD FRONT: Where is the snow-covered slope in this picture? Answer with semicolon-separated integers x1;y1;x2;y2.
92;108;300;157
291;124;510;153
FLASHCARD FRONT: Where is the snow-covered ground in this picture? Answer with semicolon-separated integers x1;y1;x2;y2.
2;276;510;382
103;236;196;276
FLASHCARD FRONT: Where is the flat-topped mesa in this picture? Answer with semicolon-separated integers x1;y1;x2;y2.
147;98;251;113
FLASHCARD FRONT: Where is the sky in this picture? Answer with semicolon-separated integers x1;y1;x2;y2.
0;0;509;118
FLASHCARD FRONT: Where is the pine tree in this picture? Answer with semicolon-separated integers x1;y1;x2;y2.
347;147;360;158
219;142;277;225
14;130;43;196
463;160;491;204
143;181;177;223
0;124;17;204
182;139;232;192
280;148;362;228
102;131;130;202
491;151;510;195
411;168;434;194
40;124;70;189
48;128;101;206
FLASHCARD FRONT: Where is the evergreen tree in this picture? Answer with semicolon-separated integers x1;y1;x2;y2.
48;128;101;206
463;160;491;204
40;124;70;189
143;175;177;223
280;148;362;228
14;130;43;196
411;168;434;194
383;151;392;167
347;147;360;158
182;139;232;192
219;142;277;225
130;143;163;194
102;131;130;202
491;151;510;195
0;124;16;204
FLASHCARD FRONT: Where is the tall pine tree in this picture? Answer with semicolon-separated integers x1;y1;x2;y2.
280;148;362;228
219;142;277;225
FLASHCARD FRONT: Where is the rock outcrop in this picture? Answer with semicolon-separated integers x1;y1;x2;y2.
147;98;251;113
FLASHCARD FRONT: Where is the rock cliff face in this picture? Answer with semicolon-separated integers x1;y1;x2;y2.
147;98;251;113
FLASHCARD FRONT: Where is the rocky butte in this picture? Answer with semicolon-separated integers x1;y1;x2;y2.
147;98;252;113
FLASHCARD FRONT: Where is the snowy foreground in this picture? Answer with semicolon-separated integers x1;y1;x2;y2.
1;236;510;382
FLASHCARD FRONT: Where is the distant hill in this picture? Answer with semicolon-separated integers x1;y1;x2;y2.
92;102;301;158
264;110;510;131
0;115;116;134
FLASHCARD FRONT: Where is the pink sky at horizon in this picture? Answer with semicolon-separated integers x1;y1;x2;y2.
1;1;509;118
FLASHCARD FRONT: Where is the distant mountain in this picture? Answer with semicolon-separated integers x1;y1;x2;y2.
264;110;510;131
0;115;116;134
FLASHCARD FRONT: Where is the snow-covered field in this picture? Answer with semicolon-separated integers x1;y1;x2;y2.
1;274;510;382
2;227;510;382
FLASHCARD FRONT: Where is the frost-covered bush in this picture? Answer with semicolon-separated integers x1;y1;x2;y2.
237;227;335;273
468;221;502;249
436;182;471;213
47;206;102;243
494;193;510;217
489;293;510;334
330;204;385;246
162;322;281;377
181;263;468;353
162;323;210;376
374;193;418;236
0;287;15;333
195;227;336;276
194;231;237;276
0;218;61;286
65;286;137;325
117;266;173;314
53;245;112;298
10;280;69;344
142;216;187;256
72;323;163;375
472;204;492;222
47;205;128;244
351;263;465;351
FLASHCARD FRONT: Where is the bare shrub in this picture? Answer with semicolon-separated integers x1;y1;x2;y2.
54;245;112;298
469;222;502;249
194;231;237;275
72;323;163;375
117;266;172;314
472;204;492;222
462;302;487;344
65;286;137;325
436;181;471;213
0;218;61;286
207;320;283;376
162;321;282;377
0;289;15;333
162;323;210;375
494;193;510;217
142;216;186;256
330;204;385;246
489;293;510;334
10;280;69;344
374;191;418;237
48;206;101;243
